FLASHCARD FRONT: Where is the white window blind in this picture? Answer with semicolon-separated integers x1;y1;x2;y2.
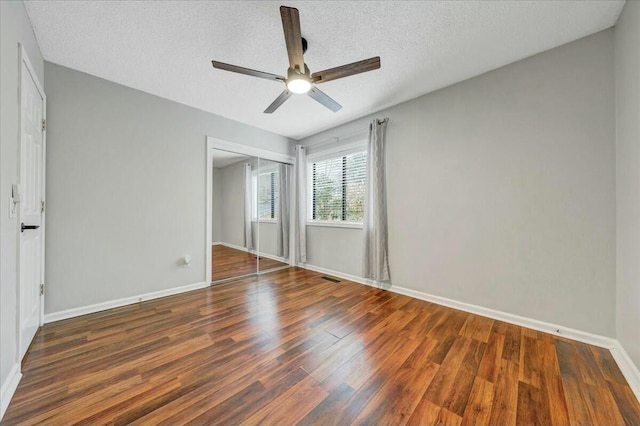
310;151;367;222
257;170;279;220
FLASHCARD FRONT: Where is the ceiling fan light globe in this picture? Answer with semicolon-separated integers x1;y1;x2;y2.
287;78;311;94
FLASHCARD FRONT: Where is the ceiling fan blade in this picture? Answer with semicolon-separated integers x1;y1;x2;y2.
307;87;342;112
212;61;285;82
264;89;293;114
280;6;305;72
311;56;381;84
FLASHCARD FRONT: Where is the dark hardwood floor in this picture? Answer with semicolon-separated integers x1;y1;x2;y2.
211;244;288;281
3;267;640;425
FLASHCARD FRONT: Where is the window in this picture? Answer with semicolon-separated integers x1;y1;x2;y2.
254;170;279;220
309;150;367;223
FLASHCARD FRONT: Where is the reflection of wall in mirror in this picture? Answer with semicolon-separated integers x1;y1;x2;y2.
212;168;223;243
220;161;245;248
258;222;279;258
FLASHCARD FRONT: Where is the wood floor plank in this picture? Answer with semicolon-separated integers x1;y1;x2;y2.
488;359;519;425
608;381;640;425
295;383;356;425
516;381;552;425
462;376;495;425
344;331;422;391
495;321;522;365
427;309;468;341
555;338;623;425
406;399;443;424
575;342;609;387
422;336;486;416
350;340;440;425
245;374;327;425
3;267;640;425
539;338;571;425
590;345;628;384
427;335;457;365
432;407;463;425
459;314;494;343
584;382;626;425
561;377;599;424
477;332;505;383
519;335;544;387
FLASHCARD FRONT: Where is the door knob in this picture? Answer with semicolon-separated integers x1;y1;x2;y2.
21;223;40;232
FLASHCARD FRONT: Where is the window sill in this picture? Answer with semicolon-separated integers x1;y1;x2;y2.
306;221;363;229
252;219;278;224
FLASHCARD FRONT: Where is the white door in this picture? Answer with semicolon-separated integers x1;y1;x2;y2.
19;49;45;359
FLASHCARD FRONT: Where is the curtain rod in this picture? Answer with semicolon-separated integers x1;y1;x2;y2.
303;117;389;149
303;127;367;150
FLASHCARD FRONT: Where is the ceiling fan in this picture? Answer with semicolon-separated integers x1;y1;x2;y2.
211;6;381;114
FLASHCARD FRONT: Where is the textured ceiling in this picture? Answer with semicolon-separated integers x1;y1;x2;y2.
24;0;624;140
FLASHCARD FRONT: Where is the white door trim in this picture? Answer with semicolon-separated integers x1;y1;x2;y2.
205;137;295;283
17;44;46;362
206;137;295;166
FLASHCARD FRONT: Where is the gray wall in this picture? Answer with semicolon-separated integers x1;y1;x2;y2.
615;1;640;370
212;168;222;242
0;0;44;402
44;63;293;314
301;30;616;337
306;226;363;277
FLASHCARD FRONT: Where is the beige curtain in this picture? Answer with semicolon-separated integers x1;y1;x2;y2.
295;145;307;263
244;163;254;251
363;118;390;282
277;163;290;258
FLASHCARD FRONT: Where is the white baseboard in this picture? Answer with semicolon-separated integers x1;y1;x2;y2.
256;251;290;265
392;284;617;350
0;363;22;421
44;281;209;323
219;242;290;265
610;342;640;402
297;262;616;349
219;241;250;252
298;262;380;288
212;241;223;246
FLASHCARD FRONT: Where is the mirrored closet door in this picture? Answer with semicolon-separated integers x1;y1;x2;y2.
210;148;292;283
257;158;291;273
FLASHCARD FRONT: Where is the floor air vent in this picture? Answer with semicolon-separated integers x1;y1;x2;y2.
321;276;341;283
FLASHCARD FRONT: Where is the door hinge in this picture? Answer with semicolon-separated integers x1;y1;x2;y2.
40;284;44;296
41;200;45;213
42;119;46;131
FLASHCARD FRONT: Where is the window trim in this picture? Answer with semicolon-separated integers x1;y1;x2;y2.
307;141;367;226
305;220;363;229
306;140;367;163
253;219;278;224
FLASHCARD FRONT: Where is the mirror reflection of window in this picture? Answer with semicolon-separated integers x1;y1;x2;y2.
252;168;279;221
